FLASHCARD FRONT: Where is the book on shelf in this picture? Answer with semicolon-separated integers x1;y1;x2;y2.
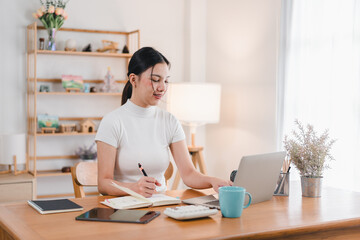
28;199;83;215
101;182;181;209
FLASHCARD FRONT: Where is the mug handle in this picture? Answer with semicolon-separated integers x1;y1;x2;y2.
243;192;252;209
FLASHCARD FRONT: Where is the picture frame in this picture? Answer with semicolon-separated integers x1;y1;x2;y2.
61;75;84;90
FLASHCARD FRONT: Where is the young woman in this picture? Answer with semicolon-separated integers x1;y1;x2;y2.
96;47;231;197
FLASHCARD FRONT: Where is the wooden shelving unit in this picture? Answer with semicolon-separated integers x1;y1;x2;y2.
37;92;122;96
34;49;133;58
36;170;71;177
26;22;140;183
36;132;97;136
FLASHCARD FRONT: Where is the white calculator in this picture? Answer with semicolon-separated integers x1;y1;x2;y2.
163;205;218;220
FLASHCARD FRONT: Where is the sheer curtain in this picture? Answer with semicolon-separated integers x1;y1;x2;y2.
278;0;360;191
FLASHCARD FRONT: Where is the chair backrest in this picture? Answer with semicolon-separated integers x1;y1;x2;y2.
71;161;98;198
71;161;174;198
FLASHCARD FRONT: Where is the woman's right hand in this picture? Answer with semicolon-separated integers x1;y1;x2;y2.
131;176;161;197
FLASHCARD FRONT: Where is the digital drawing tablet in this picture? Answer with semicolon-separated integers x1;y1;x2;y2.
75;208;160;224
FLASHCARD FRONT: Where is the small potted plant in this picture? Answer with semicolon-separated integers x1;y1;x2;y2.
284;119;335;197
75;142;97;161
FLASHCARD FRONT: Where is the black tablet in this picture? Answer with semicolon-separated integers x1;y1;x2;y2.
75;208;160;224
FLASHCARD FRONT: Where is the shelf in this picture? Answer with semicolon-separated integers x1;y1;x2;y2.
37;78;127;84
36;50;132;58
26;23;139;198
36;170;71;177
37;92;122;96
37;132;97;136
31;155;79;160
37;26;139;35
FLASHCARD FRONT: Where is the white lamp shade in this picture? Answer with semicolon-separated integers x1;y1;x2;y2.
167;82;221;125
0;134;26;165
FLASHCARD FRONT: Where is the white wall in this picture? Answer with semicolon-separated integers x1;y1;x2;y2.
205;0;281;180
0;0;281;195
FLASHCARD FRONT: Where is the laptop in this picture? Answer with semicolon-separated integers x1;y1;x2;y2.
182;151;286;209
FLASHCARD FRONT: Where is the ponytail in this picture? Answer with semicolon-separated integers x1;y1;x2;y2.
121;81;132;105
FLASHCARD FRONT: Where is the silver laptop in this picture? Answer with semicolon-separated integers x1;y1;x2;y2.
183;151;286;209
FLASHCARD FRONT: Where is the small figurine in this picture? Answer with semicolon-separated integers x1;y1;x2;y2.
60;124;76;133
122;45;129;53
82;44;92;52
39;85;50;92
61;166;71;173
80;119;95;133
96;40;119;53
39;38;45;50
65;39;77;51
83;83;90;93
90;86;97;93
101;67;119;93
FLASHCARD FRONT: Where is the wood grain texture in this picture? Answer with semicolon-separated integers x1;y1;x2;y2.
2;185;360;239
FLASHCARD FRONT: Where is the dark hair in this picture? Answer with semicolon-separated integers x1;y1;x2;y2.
121;47;170;105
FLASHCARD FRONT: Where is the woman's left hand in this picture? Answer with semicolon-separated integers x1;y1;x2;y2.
210;177;233;192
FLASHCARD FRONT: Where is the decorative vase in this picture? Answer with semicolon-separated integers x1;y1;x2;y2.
301;176;323;197
79;153;97;161
46;28;57;51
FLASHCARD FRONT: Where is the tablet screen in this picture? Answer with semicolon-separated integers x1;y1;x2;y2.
76;208;160;224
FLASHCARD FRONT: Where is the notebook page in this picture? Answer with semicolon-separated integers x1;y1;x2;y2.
102;196;150;209
111;182;151;203
147;194;181;205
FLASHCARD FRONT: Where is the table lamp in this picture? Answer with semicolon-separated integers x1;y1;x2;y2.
167;82;221;147
0;133;27;175
167;82;221;189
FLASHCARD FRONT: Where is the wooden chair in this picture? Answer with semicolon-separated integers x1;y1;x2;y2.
71;161;174;198
71;161;98;198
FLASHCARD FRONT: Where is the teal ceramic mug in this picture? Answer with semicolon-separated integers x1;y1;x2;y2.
219;186;252;218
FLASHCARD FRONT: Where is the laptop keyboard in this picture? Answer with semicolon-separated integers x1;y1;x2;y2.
206;200;220;207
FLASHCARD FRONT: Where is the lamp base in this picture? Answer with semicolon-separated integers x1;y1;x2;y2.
0;165;12;174
0;156;27;175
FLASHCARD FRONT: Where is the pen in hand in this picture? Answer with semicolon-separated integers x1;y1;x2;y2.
138;163;148;177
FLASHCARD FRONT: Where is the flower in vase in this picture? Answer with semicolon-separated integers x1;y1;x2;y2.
55;7;63;15
48;5;55;13
32;0;69;30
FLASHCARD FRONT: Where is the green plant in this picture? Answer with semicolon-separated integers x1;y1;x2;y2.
32;0;69;29
75;142;97;160
283;119;335;177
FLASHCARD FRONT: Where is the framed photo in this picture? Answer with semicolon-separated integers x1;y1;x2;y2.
37;114;59;130
61;75;83;90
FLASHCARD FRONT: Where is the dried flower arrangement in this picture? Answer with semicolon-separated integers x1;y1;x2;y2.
75;142;97;160
283;119;335;177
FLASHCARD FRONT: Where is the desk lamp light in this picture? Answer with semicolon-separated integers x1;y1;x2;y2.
167;82;221;181
167;82;221;147
0;133;27;175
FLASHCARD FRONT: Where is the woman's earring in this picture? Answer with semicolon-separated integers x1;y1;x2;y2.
131;78;136;88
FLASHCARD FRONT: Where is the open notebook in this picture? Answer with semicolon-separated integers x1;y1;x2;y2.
101;182;181;209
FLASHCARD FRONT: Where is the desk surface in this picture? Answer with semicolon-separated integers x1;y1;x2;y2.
1;183;360;240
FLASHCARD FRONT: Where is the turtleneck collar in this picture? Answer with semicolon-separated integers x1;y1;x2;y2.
123;99;156;118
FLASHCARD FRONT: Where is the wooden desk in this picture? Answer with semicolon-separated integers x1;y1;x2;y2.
1;183;360;240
